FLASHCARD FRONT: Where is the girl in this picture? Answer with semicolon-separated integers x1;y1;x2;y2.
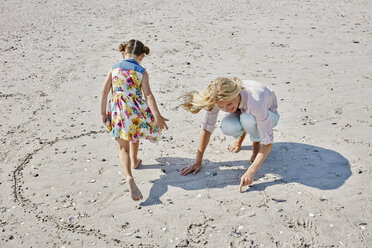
100;39;168;201
179;77;279;192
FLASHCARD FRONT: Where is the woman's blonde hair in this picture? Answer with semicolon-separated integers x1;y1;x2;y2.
180;77;242;114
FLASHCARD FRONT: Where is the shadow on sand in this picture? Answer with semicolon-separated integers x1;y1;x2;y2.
139;142;351;206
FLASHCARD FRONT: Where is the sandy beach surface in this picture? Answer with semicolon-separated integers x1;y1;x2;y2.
1;0;371;247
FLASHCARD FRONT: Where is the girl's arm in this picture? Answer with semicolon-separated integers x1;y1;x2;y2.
239;143;273;191
100;71;112;124
180;129;211;175
141;71;168;130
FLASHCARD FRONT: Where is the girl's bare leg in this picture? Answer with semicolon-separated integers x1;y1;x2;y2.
130;140;141;169
250;141;261;163
116;138;143;201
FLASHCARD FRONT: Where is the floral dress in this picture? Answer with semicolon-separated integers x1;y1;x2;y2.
105;59;160;143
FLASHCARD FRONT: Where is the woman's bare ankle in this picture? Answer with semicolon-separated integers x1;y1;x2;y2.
250;142;260;163
250;152;258;163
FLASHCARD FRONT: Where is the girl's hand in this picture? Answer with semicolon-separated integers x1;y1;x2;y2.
180;162;202;175
239;168;255;192
155;115;169;130
101;113;107;124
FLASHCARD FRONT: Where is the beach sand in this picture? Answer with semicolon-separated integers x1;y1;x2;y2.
1;0;371;247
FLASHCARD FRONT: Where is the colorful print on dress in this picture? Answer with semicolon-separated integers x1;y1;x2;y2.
105;59;160;143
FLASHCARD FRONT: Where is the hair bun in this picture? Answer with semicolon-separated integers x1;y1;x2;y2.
118;42;127;52
143;46;150;55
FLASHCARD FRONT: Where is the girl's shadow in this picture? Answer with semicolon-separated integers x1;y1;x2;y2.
139;142;351;206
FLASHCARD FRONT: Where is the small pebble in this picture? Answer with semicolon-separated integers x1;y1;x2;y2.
126;231;135;236
247;212;256;217
271;198;286;203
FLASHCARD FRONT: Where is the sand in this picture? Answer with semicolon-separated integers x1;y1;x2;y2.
1;0;371;247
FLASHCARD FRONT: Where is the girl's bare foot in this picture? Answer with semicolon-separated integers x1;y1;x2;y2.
132;159;142;169
127;177;143;201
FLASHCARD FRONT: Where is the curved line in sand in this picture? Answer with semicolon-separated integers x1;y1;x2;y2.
12;130;153;248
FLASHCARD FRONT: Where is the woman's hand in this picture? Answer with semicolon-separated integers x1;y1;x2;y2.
180;162;202;175
155;115;169;131
239;168;255;192
239;143;273;192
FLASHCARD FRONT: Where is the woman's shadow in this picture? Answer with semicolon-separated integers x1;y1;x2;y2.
139;142;351;206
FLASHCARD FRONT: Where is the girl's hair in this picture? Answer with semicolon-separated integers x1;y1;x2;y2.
180;77;242;114
118;39;150;56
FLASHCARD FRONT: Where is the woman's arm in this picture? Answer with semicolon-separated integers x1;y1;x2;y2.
239;143;272;191
100;71;112;123
141;71;168;130
180;129;211;175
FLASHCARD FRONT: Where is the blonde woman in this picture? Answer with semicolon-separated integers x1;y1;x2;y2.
180;77;279;191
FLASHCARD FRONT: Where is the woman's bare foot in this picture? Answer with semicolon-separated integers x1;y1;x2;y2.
228;132;246;153
228;140;243;153
250;142;261;163
127;177;143;201
132;159;142;169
